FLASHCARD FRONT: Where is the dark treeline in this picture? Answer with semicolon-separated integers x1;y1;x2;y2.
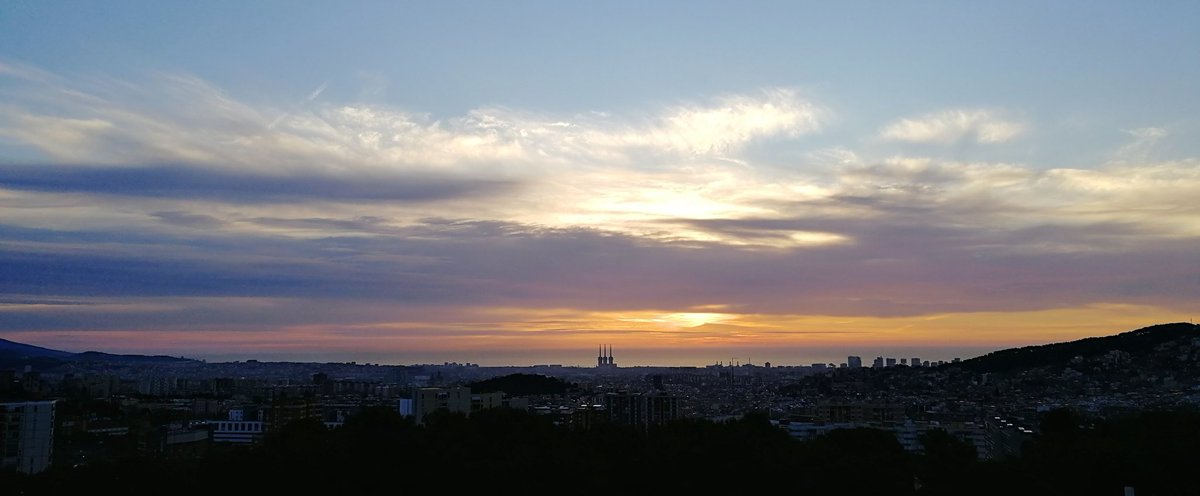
5;408;1199;495
466;373;574;395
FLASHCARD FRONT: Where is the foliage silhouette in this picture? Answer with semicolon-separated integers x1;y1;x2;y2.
5;407;1200;495
467;373;574;396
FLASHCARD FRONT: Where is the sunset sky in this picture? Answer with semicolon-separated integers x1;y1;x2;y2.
1;1;1197;366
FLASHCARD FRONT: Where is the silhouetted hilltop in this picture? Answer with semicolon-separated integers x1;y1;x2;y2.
0;338;76;360
955;322;1200;373
468;373;573;396
0;337;196;369
72;350;195;364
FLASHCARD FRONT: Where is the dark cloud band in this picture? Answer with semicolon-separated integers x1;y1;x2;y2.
0;163;514;203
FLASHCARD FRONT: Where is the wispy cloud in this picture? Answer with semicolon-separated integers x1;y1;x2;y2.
0;60;59;83
615;89;822;155
880;109;1024;144
304;82;328;102
0;68;828;245
0;69;821;175
1125;127;1167;140
1114;126;1169;163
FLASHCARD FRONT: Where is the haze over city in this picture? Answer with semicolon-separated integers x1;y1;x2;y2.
1;1;1197;366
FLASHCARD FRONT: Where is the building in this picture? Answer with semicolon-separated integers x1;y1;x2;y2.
570;404;607;430
872;356;885;368
847;356;863;369
0;370;14;393
782;421;854;441
815;401;904;423
138;375;178;396
410;386;504;424
886;358;897;367
213;409;266;444
158;424;211;456
911;357;922;368
603;392;679;430
262;397;323;429
213;406;341;444
783;420;988;457
0;400;56;474
986;416;1034;459
412;386;469;422
212;421;266;444
471;390;504;413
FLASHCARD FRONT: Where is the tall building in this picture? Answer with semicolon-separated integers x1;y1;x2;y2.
872;356;885;368
262;397;322;430
911;357;922;368
847;356;863;368
570;404;607;431
603;392;678;430
0;400;56;474
886;358;897;367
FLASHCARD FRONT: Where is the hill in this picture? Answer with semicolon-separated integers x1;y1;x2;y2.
468;373;574;396
0;338;76;359
955;322;1200;373
0;337;196;369
72;350;196;363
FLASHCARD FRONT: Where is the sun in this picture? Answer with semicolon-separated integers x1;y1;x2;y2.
662;312;736;328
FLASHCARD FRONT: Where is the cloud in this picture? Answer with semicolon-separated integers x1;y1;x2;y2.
1114;126;1169;163
1;63;1198;359
880;109;1023;144
825;157;1200;239
150;211;225;229
3;180;1198;319
613;89;822;154
0;60;59;83
0;68;820;175
1125;127;1166;140
0;162;515;203
305;82;328;102
0;67;829;245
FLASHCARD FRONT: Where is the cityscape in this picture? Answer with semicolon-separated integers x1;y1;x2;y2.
4;322;1200;493
3;2;1199;495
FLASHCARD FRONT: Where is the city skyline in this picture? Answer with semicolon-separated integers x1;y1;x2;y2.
0;324;1160;369
1;2;1198;364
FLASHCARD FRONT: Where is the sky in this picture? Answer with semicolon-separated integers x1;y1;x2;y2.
1;1;1197;366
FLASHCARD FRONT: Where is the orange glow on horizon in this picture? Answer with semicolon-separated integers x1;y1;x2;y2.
2;303;1188;365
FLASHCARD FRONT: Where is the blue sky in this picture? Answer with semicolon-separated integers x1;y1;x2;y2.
0;1;1197;365
7;2;1196;134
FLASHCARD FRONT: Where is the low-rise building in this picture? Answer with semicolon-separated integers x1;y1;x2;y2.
410;386;504;423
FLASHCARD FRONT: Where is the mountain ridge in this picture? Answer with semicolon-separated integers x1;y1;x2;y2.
954;322;1200;373
0;337;197;367
0;338;76;359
